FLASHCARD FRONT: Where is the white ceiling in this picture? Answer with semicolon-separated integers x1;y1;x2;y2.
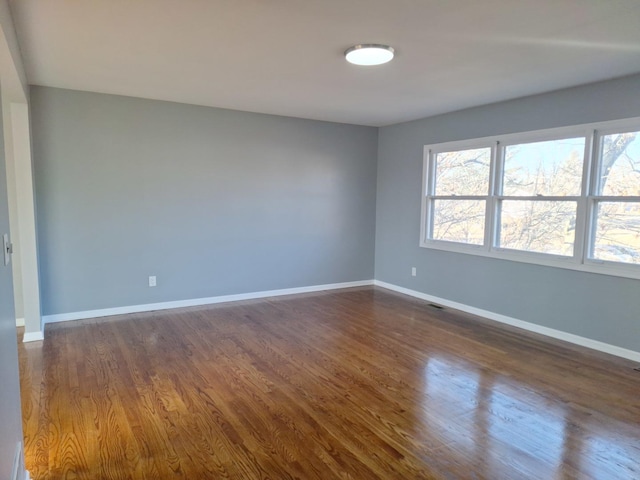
10;0;640;126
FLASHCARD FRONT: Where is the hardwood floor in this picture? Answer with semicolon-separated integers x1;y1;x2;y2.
17;287;640;479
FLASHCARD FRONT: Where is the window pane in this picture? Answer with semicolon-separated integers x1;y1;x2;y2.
592;202;640;264
503;138;585;196
598;131;640;196
432;200;485;245
498;200;576;255
434;148;490;196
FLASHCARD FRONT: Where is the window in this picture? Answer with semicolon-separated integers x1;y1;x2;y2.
497;137;585;257
428;146;491;245
421;118;640;279
590;129;640;265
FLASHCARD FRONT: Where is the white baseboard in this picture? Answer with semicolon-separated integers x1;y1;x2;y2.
374;280;640;363
37;278;638;362
22;331;44;343
15;317;24;327
43;280;374;325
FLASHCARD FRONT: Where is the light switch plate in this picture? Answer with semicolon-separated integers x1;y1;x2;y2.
3;233;10;266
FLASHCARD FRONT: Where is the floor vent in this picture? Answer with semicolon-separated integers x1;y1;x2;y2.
428;303;444;310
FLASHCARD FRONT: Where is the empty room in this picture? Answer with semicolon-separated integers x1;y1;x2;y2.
1;1;640;479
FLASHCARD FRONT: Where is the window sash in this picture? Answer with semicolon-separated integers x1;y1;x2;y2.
588;199;640;265
499;137;588;197
592;129;640;197
432;147;492;196
427;198;488;246
495;198;578;257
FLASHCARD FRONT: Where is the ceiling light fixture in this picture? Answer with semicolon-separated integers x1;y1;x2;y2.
344;44;395;66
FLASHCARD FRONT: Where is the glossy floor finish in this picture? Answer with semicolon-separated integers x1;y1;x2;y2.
18;287;640;479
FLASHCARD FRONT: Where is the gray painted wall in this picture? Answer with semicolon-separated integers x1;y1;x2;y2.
30;75;640;353
0;91;24;480
31;87;378;316
375;74;640;352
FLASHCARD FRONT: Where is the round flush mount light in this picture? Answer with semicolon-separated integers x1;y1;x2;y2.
344;44;395;66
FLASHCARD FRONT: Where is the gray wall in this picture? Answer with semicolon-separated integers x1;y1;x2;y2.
30;75;640;353
375;74;640;352
0;92;24;480
31;87;378;316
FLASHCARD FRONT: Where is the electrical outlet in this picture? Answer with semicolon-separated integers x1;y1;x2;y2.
149;276;157;287
411;267;417;277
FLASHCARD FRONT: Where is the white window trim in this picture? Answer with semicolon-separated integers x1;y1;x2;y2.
420;116;640;281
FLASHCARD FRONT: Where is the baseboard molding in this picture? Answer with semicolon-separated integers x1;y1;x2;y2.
15;317;24;327
22;331;44;343
374;280;640;363
37;278;639;362
43;280;374;325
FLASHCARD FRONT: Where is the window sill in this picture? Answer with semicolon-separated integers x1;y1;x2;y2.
419;240;640;281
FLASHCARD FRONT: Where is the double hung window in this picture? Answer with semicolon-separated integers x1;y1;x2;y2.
421;118;640;278
590;129;640;265
427;145;491;246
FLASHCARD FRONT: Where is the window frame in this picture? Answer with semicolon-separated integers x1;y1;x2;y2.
422;141;495;249
492;130;592;261
584;123;640;271
420;117;640;280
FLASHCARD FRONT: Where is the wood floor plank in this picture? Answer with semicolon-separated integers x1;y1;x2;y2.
18;287;640;479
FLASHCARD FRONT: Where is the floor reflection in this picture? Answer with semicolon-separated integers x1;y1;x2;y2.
420;355;639;479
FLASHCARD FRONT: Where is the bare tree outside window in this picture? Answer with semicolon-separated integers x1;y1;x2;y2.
498;138;585;255
431;148;489;244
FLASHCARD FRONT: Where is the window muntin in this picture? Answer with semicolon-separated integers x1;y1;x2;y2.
421;118;640;279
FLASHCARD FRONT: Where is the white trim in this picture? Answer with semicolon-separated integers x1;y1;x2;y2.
11;442;21;480
419;237;640;280
10;103;42;334
419;146;429;245
374;280;640;363
22;331;44;342
425;117;640;153
43;280;374;324
15;317;24;327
